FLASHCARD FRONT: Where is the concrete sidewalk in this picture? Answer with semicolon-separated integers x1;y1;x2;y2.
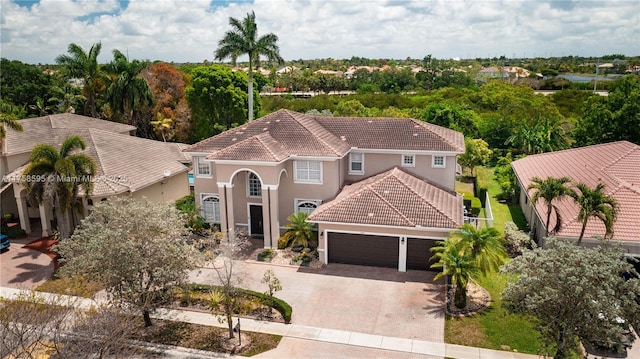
0;286;542;359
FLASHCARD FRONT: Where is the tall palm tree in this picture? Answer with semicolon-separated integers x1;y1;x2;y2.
455;224;506;275
23;135;96;239
104;49;154;128
573;182;618;245
430;238;479;309
55;42;103;117
527;176;575;236
215;11;284;122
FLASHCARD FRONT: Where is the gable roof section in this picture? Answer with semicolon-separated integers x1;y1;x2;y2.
3;114;135;155
184;110;350;160
308;167;462;229
6;128;190;197
511;141;640;242
183;109;464;161
207;132;289;162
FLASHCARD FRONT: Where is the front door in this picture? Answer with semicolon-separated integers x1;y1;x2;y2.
249;204;264;238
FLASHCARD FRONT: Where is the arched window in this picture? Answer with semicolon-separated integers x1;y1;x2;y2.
296;200;320;215
201;195;220;223
248;172;262;197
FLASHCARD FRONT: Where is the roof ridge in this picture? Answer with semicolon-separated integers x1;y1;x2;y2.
387;169;457;224
87;129;108;176
212;134;278;161
290;111;345;156
368;180;416;227
255;132;282;161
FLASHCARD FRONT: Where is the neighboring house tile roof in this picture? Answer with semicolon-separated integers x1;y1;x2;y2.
4;117;189;197
183;109;464;161
2;114;135;155
308;167;463;229
511;141;640;242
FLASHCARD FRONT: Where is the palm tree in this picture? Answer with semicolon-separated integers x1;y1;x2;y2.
0;100;24;151
23;135;96;239
55;42;103;117
573;182;618;245
215;11;284;122
279;212;316;249
527;176;575;236
104;49;154;128
430;238;479;309
455;224;506;275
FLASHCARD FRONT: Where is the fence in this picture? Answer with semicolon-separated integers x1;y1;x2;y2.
464;191;494;229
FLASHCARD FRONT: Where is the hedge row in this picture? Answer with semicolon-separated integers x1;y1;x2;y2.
459;191;482;216
474;175;489;208
187;283;292;323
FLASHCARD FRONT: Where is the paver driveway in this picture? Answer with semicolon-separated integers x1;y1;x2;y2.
0;239;54;289
189;261;446;342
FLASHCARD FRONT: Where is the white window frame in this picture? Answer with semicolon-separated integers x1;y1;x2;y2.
295;199;322;215
200;194;220;223
349;153;364;174
401;154;415;167
432;155;446;168
294;160;322;184
195;157;211;178
246;172;262;198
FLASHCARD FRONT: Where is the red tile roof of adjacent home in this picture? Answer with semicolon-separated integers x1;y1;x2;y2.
183;109;464;161
307;167;463;229
511;141;640;242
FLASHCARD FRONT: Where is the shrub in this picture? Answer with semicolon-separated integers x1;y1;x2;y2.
1;225;27;238
257;249;274;262
277;236;288;249
504;222;536;257
187;284;293;323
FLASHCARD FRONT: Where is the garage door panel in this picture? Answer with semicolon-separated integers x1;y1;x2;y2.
407;238;437;271
328;232;398;268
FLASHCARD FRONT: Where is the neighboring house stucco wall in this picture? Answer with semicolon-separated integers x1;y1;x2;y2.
130;171;190;203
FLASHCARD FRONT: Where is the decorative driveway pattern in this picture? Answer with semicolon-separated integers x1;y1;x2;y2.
189;261;446;342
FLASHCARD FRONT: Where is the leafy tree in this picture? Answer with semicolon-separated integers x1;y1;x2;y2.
215;11;284;122
55;42;104;117
278;212;316;249
140;62;191;142
333;99;377;117
572;182;618;245
502;238;640;358
185;65;251;141
0;58;56;117
493;152;518;202
418;102;480;137
458;138;492;176
430;238;479;309
55;197;201;327
526;176;574;237
23;135;96;239
505;115;571;155
574;75;640;146
150;112;173;142
104;50;154;129
261;269;282;315
209;233;251;339
453;224;506;276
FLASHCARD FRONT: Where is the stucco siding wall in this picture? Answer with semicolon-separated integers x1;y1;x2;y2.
131;171;190;203
343;153;457;191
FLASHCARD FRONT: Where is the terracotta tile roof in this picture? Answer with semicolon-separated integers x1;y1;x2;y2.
207;132;289;162
5;129;190;197
307;167;462;229
511;141;640;242
184;110;349;159
184;109;464;160
314;116;465;152
3;114;135;155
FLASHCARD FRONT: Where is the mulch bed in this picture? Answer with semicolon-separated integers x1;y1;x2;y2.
24;237;60;270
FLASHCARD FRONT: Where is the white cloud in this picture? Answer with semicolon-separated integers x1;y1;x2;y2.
1;0;638;64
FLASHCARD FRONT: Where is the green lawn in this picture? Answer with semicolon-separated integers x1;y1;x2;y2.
447;167;541;354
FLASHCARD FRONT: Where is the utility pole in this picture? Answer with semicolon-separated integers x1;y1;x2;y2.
594;60;599;93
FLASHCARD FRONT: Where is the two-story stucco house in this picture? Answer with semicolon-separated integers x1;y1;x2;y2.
184;109;465;272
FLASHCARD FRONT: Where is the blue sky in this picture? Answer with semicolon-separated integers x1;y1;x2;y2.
1;0;638;64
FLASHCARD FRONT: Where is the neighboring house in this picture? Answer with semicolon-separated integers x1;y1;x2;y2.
1;114;191;237
184;109;465;271
511;141;640;256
